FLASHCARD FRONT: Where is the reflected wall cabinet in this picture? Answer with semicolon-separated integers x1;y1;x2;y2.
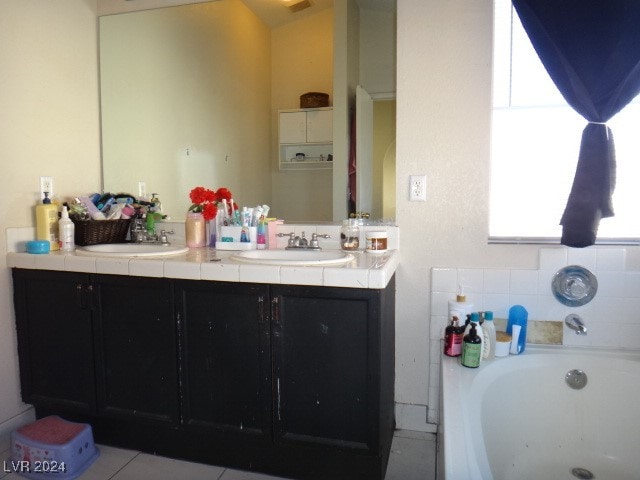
279;107;333;171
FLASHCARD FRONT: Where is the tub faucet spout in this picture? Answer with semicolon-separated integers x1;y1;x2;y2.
565;314;587;335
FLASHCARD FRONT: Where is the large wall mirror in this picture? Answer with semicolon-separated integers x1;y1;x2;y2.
99;0;396;222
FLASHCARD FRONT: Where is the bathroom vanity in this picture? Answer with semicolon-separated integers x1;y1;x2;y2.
9;246;397;480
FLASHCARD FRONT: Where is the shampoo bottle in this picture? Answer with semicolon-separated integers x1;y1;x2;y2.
444;316;463;357
482;311;496;360
506;305;528;354
461;324;482;368
58;206;75;251
463;312;484;362
35;192;59;251
448;289;473;326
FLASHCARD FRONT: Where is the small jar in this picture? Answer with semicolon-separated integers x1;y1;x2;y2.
365;231;387;253
340;219;360;251
185;212;206;248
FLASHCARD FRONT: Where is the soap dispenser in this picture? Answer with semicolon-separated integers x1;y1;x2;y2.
35;192;59;251
58;206;75;251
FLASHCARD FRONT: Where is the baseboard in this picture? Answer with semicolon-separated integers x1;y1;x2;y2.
0;408;35;439
395;403;437;433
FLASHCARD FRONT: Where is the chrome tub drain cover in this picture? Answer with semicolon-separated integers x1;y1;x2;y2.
565;369;588;389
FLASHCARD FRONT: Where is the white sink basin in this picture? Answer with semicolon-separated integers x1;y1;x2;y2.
76;243;189;258
230;249;354;266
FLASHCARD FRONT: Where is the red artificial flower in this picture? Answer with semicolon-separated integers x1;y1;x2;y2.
202;202;218;221
188;186;233;221
215;187;233;203
189;187;215;205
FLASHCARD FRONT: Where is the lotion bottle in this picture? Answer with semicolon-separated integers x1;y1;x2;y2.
448;288;473;326
482;311;496;360
444;316;463;357
58;206;75;251
463;312;483;363
461;324;482;368
35;192;59;251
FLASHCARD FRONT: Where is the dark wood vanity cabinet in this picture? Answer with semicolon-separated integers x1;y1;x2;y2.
12;269;96;414
12;268;395;480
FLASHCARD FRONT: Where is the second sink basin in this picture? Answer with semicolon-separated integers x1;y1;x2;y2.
76;243;189;258
230;249;354;266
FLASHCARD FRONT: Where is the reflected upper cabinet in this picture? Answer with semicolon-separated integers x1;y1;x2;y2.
279;107;333;170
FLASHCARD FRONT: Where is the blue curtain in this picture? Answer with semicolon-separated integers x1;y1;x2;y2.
512;0;640;247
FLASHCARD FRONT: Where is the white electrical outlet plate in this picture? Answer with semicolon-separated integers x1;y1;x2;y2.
40;176;53;199
410;175;427;201
138;181;147;199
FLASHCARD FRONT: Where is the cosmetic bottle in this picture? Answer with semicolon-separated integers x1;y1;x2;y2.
58;206;75;251
461;324;482;368
507;305;528;354
444;316;463;357
448;289;473;327
463;312;483;363
35;192;59;251
482;311;496;360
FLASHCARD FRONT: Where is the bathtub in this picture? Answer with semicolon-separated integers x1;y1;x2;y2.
439;345;640;480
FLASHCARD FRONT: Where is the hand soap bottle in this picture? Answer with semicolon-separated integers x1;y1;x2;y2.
58;206;75;251
448;287;473;326
35;192;59;251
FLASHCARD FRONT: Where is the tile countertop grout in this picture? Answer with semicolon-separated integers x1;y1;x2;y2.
6;248;399;289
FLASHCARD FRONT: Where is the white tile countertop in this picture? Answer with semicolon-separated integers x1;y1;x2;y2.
6;224;399;289
7;248;398;289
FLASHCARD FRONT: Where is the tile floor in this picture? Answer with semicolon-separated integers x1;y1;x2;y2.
0;429;436;480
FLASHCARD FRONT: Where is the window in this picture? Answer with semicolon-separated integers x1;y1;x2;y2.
489;1;640;242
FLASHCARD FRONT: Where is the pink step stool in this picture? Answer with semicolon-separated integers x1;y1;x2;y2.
10;416;99;480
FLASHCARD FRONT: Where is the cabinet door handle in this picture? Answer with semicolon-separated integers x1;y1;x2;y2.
76;283;85;309
271;297;280;326
257;296;266;325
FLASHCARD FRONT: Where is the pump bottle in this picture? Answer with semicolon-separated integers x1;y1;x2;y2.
35;192;59;251
461;324;482;368
58;206;75;251
482;311;496;360
444;316;463;357
463;312;484;362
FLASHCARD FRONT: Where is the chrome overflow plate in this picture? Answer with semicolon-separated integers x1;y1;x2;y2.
565;369;588;390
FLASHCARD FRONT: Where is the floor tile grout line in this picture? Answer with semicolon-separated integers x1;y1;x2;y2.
106;450;144;479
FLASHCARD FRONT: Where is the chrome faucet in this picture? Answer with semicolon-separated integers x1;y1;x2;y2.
277;232;331;250
565;314;587;335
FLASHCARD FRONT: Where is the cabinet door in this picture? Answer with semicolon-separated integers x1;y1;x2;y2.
176;280;271;440
271;285;381;453
12;269;96;413
279;111;307;144
306;109;333;143
93;275;178;425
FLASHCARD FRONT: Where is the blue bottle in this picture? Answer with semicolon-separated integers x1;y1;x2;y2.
506;305;528;354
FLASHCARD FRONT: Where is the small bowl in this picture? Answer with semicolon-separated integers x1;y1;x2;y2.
26;240;50;254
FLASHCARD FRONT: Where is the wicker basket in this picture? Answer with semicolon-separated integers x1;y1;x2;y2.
300;92;329;108
73;219;131;246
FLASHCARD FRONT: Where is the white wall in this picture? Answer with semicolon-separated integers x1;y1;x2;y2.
0;0;101;429
100;1;272;217
270;9;334;222
396;0;640;431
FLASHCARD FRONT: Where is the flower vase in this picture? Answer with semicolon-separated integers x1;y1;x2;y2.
185;212;206;248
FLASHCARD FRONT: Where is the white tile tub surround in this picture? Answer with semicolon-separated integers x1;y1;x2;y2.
428;246;639;425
